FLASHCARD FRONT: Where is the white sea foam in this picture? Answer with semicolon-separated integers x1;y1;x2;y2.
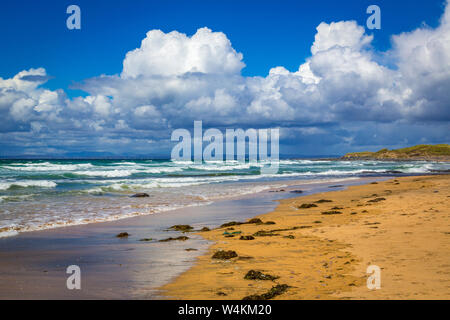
3;163;94;171
279;159;331;165
0;229;19;238
83;175;244;193
142;167;183;173
0;180;57;190
75;169;140;177
81;168;405;193
111;162;139;165
316;169;387;175
0;175;371;238
74;166;183;177
402;163;434;173
0;200;213;238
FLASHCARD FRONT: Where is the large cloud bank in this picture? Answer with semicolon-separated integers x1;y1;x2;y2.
1;3;450;156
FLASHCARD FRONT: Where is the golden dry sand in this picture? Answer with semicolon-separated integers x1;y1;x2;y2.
161;175;450;300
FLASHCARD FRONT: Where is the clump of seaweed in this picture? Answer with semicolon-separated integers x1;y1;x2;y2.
253;230;280;237
321;210;342;215
244;270;279;281
247;218;263;224
240;235;255;240
159;236;189;242
212;250;238;260
298;203;318;209
220;221;244;228
242;284;289;300
315;199;333;203
116;232;129;238
367;197;386;203
169;225;193;232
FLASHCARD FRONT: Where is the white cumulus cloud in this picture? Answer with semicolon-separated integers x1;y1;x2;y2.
122;27;245;78
1;2;450;155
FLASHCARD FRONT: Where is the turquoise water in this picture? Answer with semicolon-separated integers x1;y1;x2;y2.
0;159;448;237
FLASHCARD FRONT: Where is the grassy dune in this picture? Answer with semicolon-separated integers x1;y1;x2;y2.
342;144;450;161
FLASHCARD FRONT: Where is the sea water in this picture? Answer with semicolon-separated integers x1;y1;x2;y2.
0;159;448;237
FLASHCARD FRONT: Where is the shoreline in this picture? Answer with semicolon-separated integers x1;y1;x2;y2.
1;157;448;239
0;177;365;239
0;177;371;299
0;174;447;299
160;174;450;300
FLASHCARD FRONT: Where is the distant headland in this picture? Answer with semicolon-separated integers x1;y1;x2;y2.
342;144;450;161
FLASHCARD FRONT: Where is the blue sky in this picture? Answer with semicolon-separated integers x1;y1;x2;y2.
1;0;444;92
0;0;449;157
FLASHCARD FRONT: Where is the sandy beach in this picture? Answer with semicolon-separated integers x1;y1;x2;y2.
2;0;450;305
0;174;448;299
1;178;365;299
161;175;450;300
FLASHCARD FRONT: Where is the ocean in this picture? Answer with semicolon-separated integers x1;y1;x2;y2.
0;159;448;238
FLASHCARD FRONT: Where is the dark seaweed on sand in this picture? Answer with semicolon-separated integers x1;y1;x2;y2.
244;270;279;281
212;250;238;259
242;284;289;300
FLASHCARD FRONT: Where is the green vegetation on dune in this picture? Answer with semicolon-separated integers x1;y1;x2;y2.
342;144;450;160
390;144;450;156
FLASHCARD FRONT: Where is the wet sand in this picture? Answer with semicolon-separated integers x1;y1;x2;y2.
161;175;450;300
